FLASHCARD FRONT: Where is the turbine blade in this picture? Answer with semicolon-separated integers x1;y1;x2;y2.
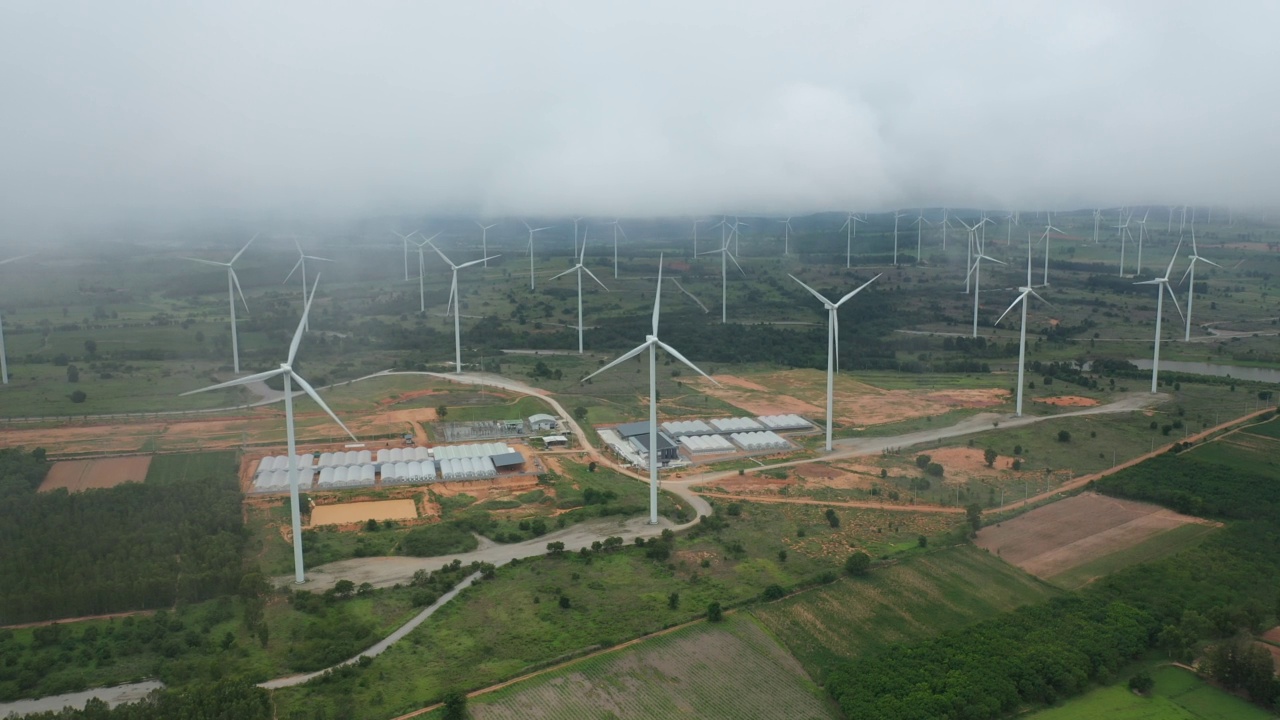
1165;283;1185;321
656;339;720;386
789;274;833;306
287;274;321;364
1027;289;1051;306
652;255;663;336
994;294;1024;326
304;255;334;262
549;266;577;281
292;372;357;441
834;273;882;306
727;251;746;276
582;266;610;291
1200;258;1223;269
458;255;499;269
979;255;1006;266
230;233;259;264
180;368;282;396
231;270;250;313
184;257;229;267
1179;262;1194;287
1163;239;1183;279
0;254;32;265
284;257;303;284
583;341;652;383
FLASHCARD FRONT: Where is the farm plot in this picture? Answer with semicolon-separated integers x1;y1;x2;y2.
39;456;151;493
309;499;419;527
1028;665;1272;720
752;544;1056;679
975;493;1215;585
467;615;838;720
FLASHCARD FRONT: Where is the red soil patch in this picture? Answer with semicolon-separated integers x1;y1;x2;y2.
1262;626;1280;645
40;456;152;493
1037;395;1099;407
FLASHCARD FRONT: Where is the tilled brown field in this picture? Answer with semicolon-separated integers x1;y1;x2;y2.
39;456;152;493
975;492;1210;580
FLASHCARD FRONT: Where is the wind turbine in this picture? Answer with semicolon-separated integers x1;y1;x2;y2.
1180;227;1221;342
698;226;747;323
779;217;793;256
182;275;353;584
732;217;748;255
789;273;880;451
1115;211;1131;277
995;235;1049;417
1039;221;1065;286
692;219;701;260
184;234;257;374
475;221;498;268
411;232;442;312
1135;241;1185;394
427;239;499;373
570;217;584;256
523;221;552;290
892;210;905;265
550;230;609;353
912;212;931;264
284;238;333;331
609;220;627;278
0;254;31;385
1135;210;1150;275
392;230;418;281
967;235;1006;338
941;208;950;249
583;256;718;524
1092;209;1102;245
839;212;865;268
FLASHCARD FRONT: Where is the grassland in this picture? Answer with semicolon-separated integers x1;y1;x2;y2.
750;544;1057;680
1028;665;1273;720
450;614;838;720
144;450;238;484
1048;522;1218;590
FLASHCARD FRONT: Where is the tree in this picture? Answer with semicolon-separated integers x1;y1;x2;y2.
707;601;724;622
916;454;931;469
84;339;97;357
1057;430;1072;443
1012;458;1023;471
69;390;87;403
983;448;997;467
558;595;571;609
365;518;379;532
441;690;469;720
668;592;680;609
763;584;786;601
333;579;355;599
546;541;565;556
727;503;742;517
845;551;871;576
437;405;448;418
926;462;944;478
777;549;788;563
573;405;588;421
66;364;79;382
917;535;928;548
965;503;983;533
1128;671;1154;695
825;508;840;528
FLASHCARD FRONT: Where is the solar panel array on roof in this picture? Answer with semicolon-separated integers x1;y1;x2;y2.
710;417;763;432
729;431;789;452
678;434;735;453
661;419;714;436
757;414;811;430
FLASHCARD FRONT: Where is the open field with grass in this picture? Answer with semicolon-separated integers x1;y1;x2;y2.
1028;665;1273;720
750;544;1057;680
456;615;838;720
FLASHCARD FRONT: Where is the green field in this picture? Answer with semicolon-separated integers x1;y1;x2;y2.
1029;665;1273;720
750;544;1057;680
145;450;238;485
1047;522;1219;591
453;615;839;720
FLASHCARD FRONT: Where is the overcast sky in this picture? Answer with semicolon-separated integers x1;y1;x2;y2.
1;1;1277;235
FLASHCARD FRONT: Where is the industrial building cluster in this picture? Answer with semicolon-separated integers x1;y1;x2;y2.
597;413;813;469
251;440;527;492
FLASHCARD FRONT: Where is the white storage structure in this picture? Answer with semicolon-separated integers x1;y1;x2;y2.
679;434;736;454
432;442;511;461
757;414;811;431
710;417;764;433
662;419;714;436
729;431;789;452
255;454;313;479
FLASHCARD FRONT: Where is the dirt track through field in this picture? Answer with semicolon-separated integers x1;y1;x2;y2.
40;456;151;493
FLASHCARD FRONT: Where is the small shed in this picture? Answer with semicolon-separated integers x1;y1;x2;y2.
543;435;569;447
528;413;559;431
491;451;526;471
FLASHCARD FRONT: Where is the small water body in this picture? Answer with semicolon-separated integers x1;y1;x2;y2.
1129;359;1280;384
0;681;163;717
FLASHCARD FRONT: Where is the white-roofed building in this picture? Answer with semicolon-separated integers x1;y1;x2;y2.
757;414;812;431
528;413;558;431
729;431;790;452
662;419;714;436
678;434;736;454
711;417;764;433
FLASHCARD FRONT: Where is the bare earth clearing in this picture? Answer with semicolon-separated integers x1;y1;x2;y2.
701;369;1008;427
1036;395;1100;407
39;456;151;493
309;499;419;527
975;493;1212;580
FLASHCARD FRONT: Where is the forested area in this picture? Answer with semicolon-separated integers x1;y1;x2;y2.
825;437;1280;719
14;680;270;720
0;448;247;624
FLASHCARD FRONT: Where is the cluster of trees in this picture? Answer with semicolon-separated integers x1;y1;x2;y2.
0;451;246;624
1094;452;1276;520
16;680;271;720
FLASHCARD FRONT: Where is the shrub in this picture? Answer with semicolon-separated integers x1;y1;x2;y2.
762;584;787;601
1057;430;1071;443
845;551;871;576
707;601;724;622
925;462;944;478
726;503;742;517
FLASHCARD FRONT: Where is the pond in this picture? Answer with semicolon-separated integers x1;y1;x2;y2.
1129;359;1280;384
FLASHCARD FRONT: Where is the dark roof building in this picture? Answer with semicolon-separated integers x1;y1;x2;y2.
490;451;526;469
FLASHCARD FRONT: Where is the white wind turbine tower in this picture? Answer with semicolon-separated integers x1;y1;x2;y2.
789;273;880;451
967;234;1006;338
583;256;718;524
733;217;748;255
184;234;257;374
1092;209;1102;245
941;209;950;249
1136;241;1185;394
609;220;627;278
1038;221;1066;286
284;238;333;331
1180;227;1221;342
570;217;584;256
475;221;498;267
1115;211;1132;277
1005;212;1015;246
698;225;747;323
692;219;701;260
912;212;931;263
523;222;552;290
182;275;353;584
839;212;865;268
1135;210;1151;275
392;230;418;281
779;217;793;256
411;232;442;312
428;239;499;373
995;236;1049;417
551;230;609;353
0;254;31;385
892;210;905;265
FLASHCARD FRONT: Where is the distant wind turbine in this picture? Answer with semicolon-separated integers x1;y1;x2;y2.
570;217;584;256
1115;211;1131;277
0;254;32;385
698;224;747;324
692;219;701;260
967;234;1006;338
475;221;498;268
1180;227;1221;342
184;234;257;374
411;232;442;312
789;273;880;451
892;210;905;266
839;212;866;268
1039;221;1065;286
284;238;333;331
550;230;609;353
1092;209;1102;246
182;275;353;584
912;212;931;264
995;235;1049;417
780;217;793;256
392;230;418;281
609;220;627;279
1136;241;1185;393
1135;210;1150;275
523;222;552;290
427;239;499;372
583;256;718;524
